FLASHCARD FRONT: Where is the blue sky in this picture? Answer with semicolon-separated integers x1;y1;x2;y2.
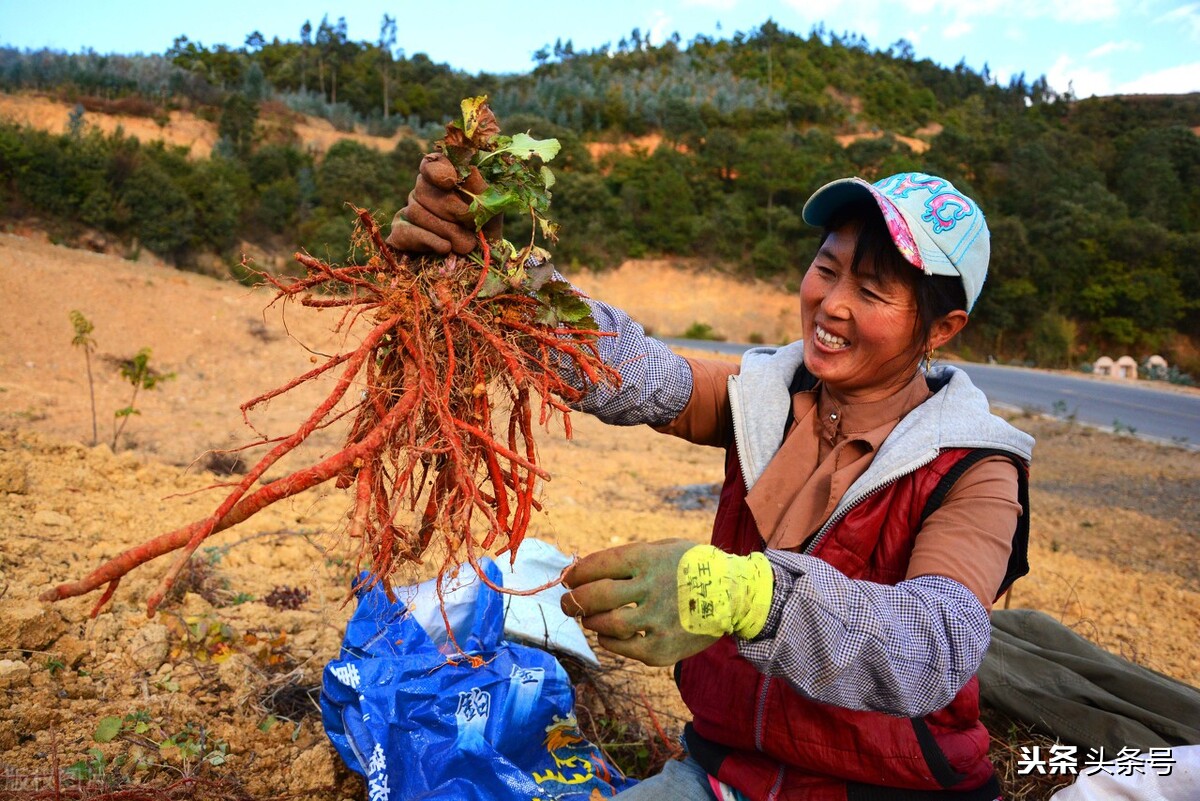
2;0;1198;98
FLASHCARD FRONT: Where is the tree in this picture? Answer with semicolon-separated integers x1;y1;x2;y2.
299;20;312;93
378;14;398;118
69;310;99;446
111;348;174;451
217;93;258;159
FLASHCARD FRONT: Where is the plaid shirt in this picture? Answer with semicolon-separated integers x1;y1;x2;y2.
741;555;990;717
554;276;693;426
564;282;990;717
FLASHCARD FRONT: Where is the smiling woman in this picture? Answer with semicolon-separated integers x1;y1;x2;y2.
391;163;1035;800
800;198;968;403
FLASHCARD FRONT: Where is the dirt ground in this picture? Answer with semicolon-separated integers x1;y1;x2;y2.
1;232;1198;799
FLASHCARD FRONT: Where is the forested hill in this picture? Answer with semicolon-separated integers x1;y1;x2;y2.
1;18;1198;373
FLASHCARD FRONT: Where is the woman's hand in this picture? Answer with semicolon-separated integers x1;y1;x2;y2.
385;153;501;256
560;539;719;666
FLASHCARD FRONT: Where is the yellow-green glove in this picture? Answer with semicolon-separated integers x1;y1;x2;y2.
677;545;774;639
560;539;719;666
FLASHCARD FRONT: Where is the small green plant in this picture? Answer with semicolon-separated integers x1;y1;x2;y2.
94;710;152;743
681;321;724;341
160;722;228;767
69;310;99;446
1050;399;1077;423
1112;418;1137;436
65;747;111;782
111;347;175;450
45;655;66;676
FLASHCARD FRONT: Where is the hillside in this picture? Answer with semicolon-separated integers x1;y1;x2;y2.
2;22;1199;377
0;92;415;158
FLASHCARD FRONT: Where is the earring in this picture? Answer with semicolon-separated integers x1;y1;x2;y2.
924;348;935;370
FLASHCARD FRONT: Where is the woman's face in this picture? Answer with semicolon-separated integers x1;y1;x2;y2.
800;221;923;402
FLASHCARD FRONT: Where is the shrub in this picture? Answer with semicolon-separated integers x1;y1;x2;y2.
682;321;724;341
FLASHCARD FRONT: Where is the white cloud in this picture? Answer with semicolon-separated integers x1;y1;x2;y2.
1039;0;1121;21
786;0;1126;29
681;0;739;8
1115;61;1200;93
944;20;972;38
647;10;673;47
1086;40;1142;58
1154;2;1200;39
1046;54;1114;98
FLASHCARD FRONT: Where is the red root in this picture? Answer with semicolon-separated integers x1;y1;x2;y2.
41;210;618;618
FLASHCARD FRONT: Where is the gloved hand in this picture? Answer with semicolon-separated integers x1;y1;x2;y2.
561;541;776;666
385;152;502;256
559;540;717;666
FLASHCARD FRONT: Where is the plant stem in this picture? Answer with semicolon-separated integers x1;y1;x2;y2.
84;348;97;447
112;384;141;451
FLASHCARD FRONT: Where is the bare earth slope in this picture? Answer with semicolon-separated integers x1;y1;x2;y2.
0;233;1198;798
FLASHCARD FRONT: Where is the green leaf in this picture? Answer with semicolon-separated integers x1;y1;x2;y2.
534;281;599;329
507;132;560;162
469;185;520;228
94;715;123;743
540;165;556;189
477;133;561;165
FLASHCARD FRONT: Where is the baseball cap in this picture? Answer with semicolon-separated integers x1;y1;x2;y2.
801;172;990;311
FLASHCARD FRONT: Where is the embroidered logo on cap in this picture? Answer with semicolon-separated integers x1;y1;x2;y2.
874;173;975;235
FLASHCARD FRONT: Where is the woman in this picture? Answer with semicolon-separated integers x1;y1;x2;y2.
391;164;1033;801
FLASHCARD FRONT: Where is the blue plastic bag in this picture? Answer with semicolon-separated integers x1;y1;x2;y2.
321;560;636;800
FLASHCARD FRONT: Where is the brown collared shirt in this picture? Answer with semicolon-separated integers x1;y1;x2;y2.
667;359;1020;610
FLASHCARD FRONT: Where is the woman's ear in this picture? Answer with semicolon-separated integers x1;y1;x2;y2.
928;310;970;352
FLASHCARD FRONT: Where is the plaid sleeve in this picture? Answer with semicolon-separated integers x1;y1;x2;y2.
549;271;693;427
735;551;991;717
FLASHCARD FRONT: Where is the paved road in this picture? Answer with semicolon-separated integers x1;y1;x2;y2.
661;338;1200;449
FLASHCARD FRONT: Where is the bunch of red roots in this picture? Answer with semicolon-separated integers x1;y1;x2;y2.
40;210;617;619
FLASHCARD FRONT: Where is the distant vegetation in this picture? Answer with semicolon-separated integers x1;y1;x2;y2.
1;17;1198;371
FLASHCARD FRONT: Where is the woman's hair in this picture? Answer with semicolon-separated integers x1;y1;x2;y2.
820;198;967;355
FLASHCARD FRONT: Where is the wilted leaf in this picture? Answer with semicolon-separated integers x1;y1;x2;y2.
476;269;509;299
460;96;500;145
526;262;556;291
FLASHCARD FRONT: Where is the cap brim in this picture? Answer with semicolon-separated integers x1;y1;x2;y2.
801;177;878;228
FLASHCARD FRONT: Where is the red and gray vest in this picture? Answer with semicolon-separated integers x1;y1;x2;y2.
676;446;1030;801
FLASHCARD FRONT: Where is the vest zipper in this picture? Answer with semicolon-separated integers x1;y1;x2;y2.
728;373;756;490
802;450;941;556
